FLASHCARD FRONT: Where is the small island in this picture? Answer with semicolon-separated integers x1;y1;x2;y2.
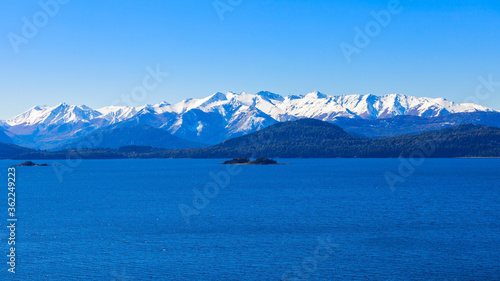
221;157;281;165
15;161;59;167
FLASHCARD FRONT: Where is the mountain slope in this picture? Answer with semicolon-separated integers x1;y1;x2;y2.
333;112;500;138
371;124;500;158
215;118;362;158
0;142;35;159
60;125;206;150
0;128;12;144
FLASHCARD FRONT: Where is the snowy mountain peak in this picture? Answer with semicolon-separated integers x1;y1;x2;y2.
256;91;285;102
157;101;171;106
7;103;102;127
209;92;229;102
32;105;48;111
305;91;328;99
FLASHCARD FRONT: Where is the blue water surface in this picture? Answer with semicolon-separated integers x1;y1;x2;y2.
0;159;498;280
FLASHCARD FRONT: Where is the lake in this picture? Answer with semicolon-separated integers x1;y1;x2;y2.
0;159;499;280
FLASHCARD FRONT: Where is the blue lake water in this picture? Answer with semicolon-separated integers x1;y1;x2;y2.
0;159;499;280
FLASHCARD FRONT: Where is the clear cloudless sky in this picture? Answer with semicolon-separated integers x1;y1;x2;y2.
1;0;499;119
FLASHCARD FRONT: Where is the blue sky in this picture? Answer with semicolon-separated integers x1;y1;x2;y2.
1;0;499;119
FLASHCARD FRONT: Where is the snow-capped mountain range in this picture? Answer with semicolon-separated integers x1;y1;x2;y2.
3;91;498;149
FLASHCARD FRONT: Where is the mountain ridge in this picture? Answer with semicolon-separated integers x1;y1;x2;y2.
3;92;498;149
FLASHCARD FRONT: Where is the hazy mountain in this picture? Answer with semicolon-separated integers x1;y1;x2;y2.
59;125;206;150
333;111;500;138
0;127;12;144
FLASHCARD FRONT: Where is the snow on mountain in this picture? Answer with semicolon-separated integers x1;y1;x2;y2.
6;103;101;127
97;105;138;124
4;92;497;149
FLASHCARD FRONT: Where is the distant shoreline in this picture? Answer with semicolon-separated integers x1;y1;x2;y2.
220;163;291;165
4;157;500;162
455;157;500;159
